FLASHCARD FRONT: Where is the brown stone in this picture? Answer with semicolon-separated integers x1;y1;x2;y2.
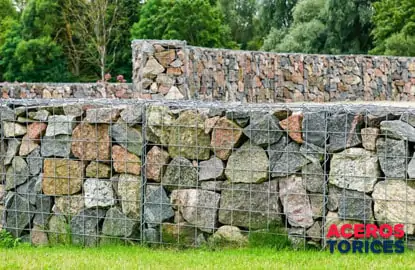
167;67;182;76
155;50;176;67
112;145;141;175
279;113;304;143
361;128;380;151
146;146;170;182
204;116;220;134
42;159;85;195
211;117;243;160
27;122;47;140
31;225;49;246
71;123;110;161
19;135;39;156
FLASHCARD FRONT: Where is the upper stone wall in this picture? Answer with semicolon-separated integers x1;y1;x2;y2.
132;40;415;103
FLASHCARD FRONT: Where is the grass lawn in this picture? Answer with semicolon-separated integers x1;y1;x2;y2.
1;246;415;270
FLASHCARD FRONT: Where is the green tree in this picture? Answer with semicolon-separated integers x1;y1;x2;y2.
0;0;17;20
257;0;298;37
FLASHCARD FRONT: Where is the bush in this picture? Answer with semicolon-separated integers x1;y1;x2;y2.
0;230;20;248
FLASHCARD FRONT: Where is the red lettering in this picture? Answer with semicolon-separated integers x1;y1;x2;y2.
393;224;405;239
379;224;393;238
340;224;353;238
354;224;365;239
365;224;378;239
326;224;340;238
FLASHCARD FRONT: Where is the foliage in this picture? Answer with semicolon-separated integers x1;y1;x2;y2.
248;226;292;250
0;230;20;248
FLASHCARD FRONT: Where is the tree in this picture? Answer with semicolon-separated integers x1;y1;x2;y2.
0;0;17;20
131;0;236;48
257;0;298;37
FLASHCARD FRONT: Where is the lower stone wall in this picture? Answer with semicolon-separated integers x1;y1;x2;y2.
1;99;415;247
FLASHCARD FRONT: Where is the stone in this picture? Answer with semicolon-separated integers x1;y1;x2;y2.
5;157;29;190
85;108;119;123
211;117;243;160
146;146;170;182
408;153;415;179
29;110;50;121
4;193;35;237
243;114;283;146
225;110;251;127
212;225;248;245
328;113;363;152
302;112;327;147
48;215;69;245
300;142;325;164
335;189;373;221
110;123;143;156
16;175;41;205
301;162;324;193
31;225;49;246
329;148;380;193
42;159;84;195
144;186;174;227
309;194;325;219
361;128;380;151
271;142;310;177
365;110;400;128
117;174;141;219
199;157;224;181
168;110;211;160
143;228;160;243
0;106;16;121
273;109;292;121
225;142;268;183
372;180;415;234
324;211;360;242
63;104;83;117
170;189;220;233
71;123;110;161
218;181;281;229
200;181;224;192
164;86;184;100
19;135;39;156
33;196;53;226
288;227;306;250
155;50;176;67
53;195;85;216
120;105;143;125
41;135;71;158
204;116;220;134
27;148;42;176
380;120;415;142
146;105;174;145
84;179;116;208
143;58;165;78
45;115;76;136
279;175;314;228
3;122;27;137
86;162;111;178
307;221;322;242
4;138;21;165
0;185;5;202
161;222;200;246
26;122;47;140
376;138;407;179
162;157;198;191
71;208;106;246
400;114;415;127
112;145;141;175
102;207;138;237
279;113;304;143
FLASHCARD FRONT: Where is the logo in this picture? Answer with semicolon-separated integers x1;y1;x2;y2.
326;224;405;254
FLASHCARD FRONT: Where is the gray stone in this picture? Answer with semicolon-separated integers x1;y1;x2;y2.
143;228;160;243
165;86;184;100
102;207;138;237
212;225;248;245
380;120;415;142
146;105;174;145
329;148;380;192
301;162;324;194
31;225;49;246
110;123;142;156
307;221;322;242
400;113;415;127
267;136;289;166
48;215;69;245
327;185;341;211
0;106;16;121
408;153;415;179
162;157;198;191
5;157;29;190
41;135;72;157
309;194;325;219
302;112;327;147
28;110;50;121
117;174;141;219
0;185;5;203
271;142;310;177
45;115;76;136
3;122;27;137
170;189;220;233
218;181;281;229
26;147;41;176
300;142;325;164
63;104;83;117
85;108;119;123
120;105;143;125
288;227;306;250
361;128;380;151
33;195;53;227
4;193;35;237
200;181;224;192
337;189;373;221
376;138;407;179
279;175;314;228
328;113;363;152
84;179;116;208
16;176;41;205
53;195;85;217
71;208;106;246
144;186;174;227
225;110;250;127
225;142;269;183
364;110;400;128
5;138;21;165
243;114;283;146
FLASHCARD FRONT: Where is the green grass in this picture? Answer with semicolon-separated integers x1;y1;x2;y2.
1;245;415;270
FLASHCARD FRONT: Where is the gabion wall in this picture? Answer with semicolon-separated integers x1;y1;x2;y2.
1;99;415;248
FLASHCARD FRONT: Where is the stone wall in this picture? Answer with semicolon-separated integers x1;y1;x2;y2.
2;99;415;247
133;40;415;102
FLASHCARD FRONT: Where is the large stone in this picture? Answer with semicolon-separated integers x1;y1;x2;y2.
329;148;380;192
376;138;407;179
408;153;415;179
211;117;243;160
41;135;71;158
155;49;176;67
199;157;224;181
31;225;49;246
48;215;69;245
302;112;327;147
279;175;314;228
71;208;106;246
372;180;415;234
53;195;85;216
86;162;111;178
243;114;283;146
301;162;324;193
144;185;174;227
84;179;116;208
112;145;141;175
0;185;5;202
0;106;16;121
162;157;198;191
200;181;224;192
161;222;201;246
117;174;141;219
19;135;39;156
309;194;325;219
45;115;76;136
168;111;210;160
170;189;220;233
42;159;84;195
146;105;174;145
364;110;400;128
63;104;83;117
71;123;110;161
143;58;165;78
3;122;27;137
225;109;252;127
110;123;142;156
102;207;138;237
5;157;29;190
212;225;248;245
165;86;185;100
279;113;304;143
26;122;47;140
271;142;310;177
328;113;363;152
225;142;269;183
16;175;41;205
380;120;415;142
85;108;119;123
336;189;373;221
4;193;35;237
146;146;170;182
204;116;220;134
361;128;380;151
120;105;143;125
27;147;42;175
33;195;53;226
218;181;281;229
307;221;322;242
4;138;21;165
29;110;49;121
